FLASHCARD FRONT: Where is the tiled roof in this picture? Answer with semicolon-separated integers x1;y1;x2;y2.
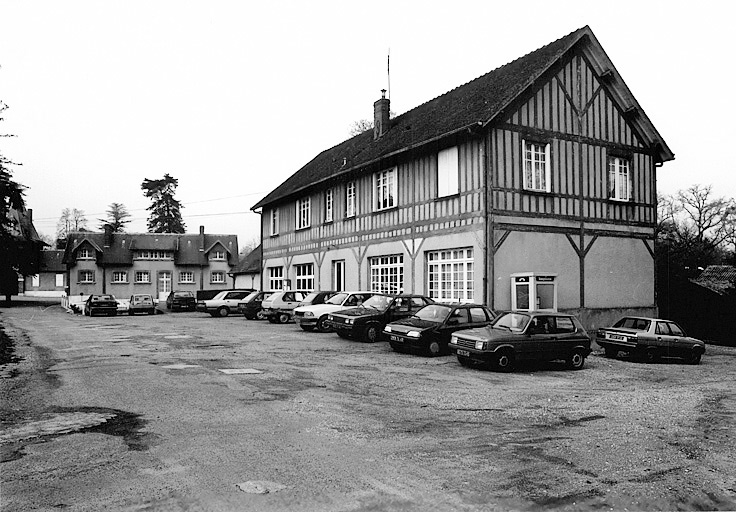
39;250;65;272
691;265;736;296
253;26;673;210
230;245;262;275
63;231;239;266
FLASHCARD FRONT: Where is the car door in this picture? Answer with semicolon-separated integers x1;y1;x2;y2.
549;316;582;359
654;321;675;356
665;321;690;356
440;307;471;344
524;315;552;361
388;297;412;323
224;291;247;309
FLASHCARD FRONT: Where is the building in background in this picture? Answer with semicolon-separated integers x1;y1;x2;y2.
229;244;261;290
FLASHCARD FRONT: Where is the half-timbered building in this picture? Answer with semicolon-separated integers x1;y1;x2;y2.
252;26;673;328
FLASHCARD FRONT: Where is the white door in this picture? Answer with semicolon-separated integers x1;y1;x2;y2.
158;272;172;302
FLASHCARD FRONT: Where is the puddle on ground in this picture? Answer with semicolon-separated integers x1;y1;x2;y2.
0;406;156;462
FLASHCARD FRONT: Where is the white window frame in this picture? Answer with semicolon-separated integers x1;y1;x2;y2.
268;266;284;290
210;249;226;260
427;248;474;303
211;271;226;284
346;181;356;218
523;140;551;193
32;274;40;287
135;271;151;283
373;168;397;211
369;254;404;294
179;271;194;284
608;156;632;201
270;208;279;236
111;271;128;283
55;273;64;287
134;250;173;260
79;270;95;283
438;146;459;198
324;188;334;223
77;248;93;260
296;197;311;230
294;263;315;291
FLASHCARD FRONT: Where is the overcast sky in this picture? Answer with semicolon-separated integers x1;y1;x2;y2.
1;0;734;251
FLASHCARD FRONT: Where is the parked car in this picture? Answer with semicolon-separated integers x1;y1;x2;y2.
166;290;196;311
385;303;498;356
237;291;274;320
449;311;591;372
195;289;255;317
128;294;156;315
596;316;706;364
83;294;119;317
294;291;374;332
327;294;433;342
261;290;308;324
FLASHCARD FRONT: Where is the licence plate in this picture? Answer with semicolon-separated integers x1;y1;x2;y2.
607;334;625;341
389;335;402;342
457;349;470;356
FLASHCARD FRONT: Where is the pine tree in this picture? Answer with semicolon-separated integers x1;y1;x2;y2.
141;174;185;233
98;202;131;232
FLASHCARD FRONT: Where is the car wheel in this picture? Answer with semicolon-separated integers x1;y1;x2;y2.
300;325;314;332
268;317;277;324
278;313;291;324
685;350;702;365
604;347;618;358
457;355;472;367
217;307;230;318
148;309;155;315
494;350;515;372
244;313;255;320
567;349;586;370
427;340;441;357
363;324;379;343
643;347;660;364
128;310;134;316
255;310;267;321
316;316;332;333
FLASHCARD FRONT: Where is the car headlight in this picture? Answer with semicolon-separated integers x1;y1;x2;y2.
475;340;486;350
450;336;458;345
407;331;420;338
327;315;333;321
384;326;393;333
303;311;314;317
346;318;353;325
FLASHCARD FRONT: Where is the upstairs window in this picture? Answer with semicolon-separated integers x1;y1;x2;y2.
608;157;631;201
211;271;226;284
437;146;459;197
78;270;95;283
270;208;279;236
523;140;551;193
296;197;311;230
324;189;334;223
346;181;356;218
134;250;173;260
77;247;93;260
210;249;226;260
374;168;397;211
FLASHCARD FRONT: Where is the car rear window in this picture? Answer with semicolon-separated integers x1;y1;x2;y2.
175;292;193;297
613;318;651;331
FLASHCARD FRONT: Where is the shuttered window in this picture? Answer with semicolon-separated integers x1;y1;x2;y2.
438;146;459;197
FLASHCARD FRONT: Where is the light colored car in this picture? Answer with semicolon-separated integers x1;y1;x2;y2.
260;290;308;324
195;289;255;317
293;291;374;332
128;294;156;315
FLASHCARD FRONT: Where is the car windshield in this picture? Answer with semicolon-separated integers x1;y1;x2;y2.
243;291;259;302
174;292;193;298
362;295;392;310
413;304;451;322
613;318;651;331
94;295;115;301
326;293;349;305
492;312;530;333
303;292;321;302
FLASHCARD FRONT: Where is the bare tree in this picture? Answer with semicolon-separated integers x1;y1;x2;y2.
676;184;735;247
56;208;88;240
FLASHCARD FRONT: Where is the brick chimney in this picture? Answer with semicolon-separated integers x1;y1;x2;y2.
199;225;205;252
103;224;113;248
373;89;390;140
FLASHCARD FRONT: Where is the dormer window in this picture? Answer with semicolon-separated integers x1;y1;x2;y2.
77;247;93;260
210;250;226;260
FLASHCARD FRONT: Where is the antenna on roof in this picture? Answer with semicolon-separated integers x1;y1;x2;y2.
387;48;391;100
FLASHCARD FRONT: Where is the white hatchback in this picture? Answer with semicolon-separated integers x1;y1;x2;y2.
293;291;374;332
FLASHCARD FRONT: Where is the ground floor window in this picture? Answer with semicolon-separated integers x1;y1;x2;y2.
32;275;39;287
211;271;226;284
268;266;284;290
427;248;474;302
369;254;404;294
135;271;151;283
55;273;64;287
294;263;314;291
112;271;128;283
179;271;194;284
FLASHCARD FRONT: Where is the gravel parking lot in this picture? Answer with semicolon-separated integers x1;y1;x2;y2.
1;303;736;511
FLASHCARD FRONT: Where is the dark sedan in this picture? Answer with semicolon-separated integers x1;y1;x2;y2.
385;303;498;356
449;311;591;371
237;291;273;320
327;294;433;343
166;290;196;311
83;294;119;317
